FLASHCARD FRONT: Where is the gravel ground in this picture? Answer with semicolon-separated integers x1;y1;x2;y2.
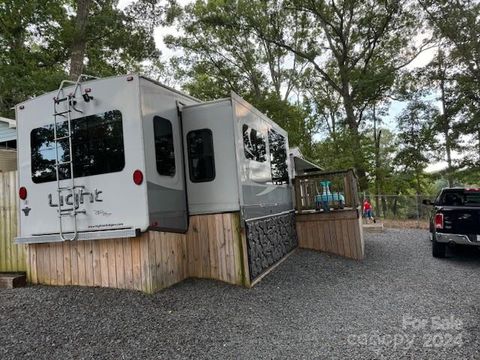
1;229;479;359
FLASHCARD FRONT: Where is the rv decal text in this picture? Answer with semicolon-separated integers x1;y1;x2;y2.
48;189;103;207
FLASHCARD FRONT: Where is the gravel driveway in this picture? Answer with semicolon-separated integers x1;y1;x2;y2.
1;229;479;359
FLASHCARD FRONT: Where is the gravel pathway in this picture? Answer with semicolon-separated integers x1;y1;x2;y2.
1;229;479;359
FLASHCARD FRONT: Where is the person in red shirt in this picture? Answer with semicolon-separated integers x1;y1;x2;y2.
363;199;376;223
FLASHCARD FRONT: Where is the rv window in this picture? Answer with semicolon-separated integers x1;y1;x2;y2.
242;124;266;162
31;110;125;183
153;117;176;177
268;129;289;185
187;129;215;183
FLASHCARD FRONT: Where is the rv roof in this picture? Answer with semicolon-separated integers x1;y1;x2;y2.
15;74;200;108
0;117;16;128
140;76;200;102
183;92;289;136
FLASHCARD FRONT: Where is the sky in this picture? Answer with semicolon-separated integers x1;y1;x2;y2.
117;0;447;173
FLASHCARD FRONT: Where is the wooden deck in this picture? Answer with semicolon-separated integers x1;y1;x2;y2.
27;212;249;293
296;209;364;260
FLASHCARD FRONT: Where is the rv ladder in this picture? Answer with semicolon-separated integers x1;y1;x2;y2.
52;74;97;241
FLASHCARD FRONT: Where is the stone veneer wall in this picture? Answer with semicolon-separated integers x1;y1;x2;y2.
245;211;298;280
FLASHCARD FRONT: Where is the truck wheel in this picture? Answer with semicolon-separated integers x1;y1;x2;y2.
432;240;446;258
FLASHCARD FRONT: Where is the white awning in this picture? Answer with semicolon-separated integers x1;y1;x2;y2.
293;156;323;174
0;117;16;129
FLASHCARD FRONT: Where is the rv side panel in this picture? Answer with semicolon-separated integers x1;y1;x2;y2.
182;99;240;215
231;95;294;220
139;78;199;232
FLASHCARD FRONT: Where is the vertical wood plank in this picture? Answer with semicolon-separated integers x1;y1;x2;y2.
77;241;86;285
92;240;102;287
84;241;94;287
48;243;57;285
63;242;72;286
346;219;357;259
114;238;125;289
35;245;44;284
207;215;218;280
107;239;117;288
99;240;109;287
221;213;232;283
131;236;142;291
54;243;64;285
0;173;5;271
189;216;200;277
154;231;163;290
148;233;156;291
123;238;133;290
29;245;38;284
70;241;79;285
5;172;12;271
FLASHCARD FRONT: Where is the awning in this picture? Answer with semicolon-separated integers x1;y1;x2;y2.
0;117;16;129
293;156;323;174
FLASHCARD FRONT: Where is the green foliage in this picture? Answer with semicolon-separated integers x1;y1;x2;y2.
394;99;438;194
2;0;480;198
0;0;161;117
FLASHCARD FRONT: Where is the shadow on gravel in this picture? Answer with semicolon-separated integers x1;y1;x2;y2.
444;245;480;264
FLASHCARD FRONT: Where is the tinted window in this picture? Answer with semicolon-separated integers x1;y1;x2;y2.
187;129;215;183
268;129;289;185
153;116;175;177
31;110;125;184
439;189;480;206
243;124;266;162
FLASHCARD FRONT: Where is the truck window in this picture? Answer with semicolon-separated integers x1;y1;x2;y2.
31;110;125;184
187;129;215;183
268;129;289;185
439;189;480;206
243;124;266;162
464;190;480;206
153;116;176;177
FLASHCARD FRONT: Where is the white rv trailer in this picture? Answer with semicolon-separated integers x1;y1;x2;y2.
16;75;199;243
15;75;294;245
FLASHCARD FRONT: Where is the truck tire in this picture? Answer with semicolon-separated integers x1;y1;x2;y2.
432;239;446;258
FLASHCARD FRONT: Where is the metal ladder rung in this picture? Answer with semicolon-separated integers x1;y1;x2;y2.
54;161;71;167
53;74;95;241
57;185;85;191
54;110;71;116
54;96;71;104
59;209;86;216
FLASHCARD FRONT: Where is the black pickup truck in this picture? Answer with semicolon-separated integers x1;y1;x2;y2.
423;188;480;258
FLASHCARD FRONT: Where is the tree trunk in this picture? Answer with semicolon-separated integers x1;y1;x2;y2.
415;169;422;195
373;106;382;215
439;69;453;186
381;195;387;219
69;0;91;80
343;92;367;189
392;194;398;218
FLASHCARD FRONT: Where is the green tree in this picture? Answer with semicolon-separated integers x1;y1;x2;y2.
395;99;438;195
246;0;430;189
420;0;480;167
0;0;162;116
165;0;315;154
0;0;68;117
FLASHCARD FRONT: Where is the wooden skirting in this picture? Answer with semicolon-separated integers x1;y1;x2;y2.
0;171;27;272
296;209;364;260
27;212;249;293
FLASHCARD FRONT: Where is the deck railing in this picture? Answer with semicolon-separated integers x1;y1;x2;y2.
293;169;360;214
